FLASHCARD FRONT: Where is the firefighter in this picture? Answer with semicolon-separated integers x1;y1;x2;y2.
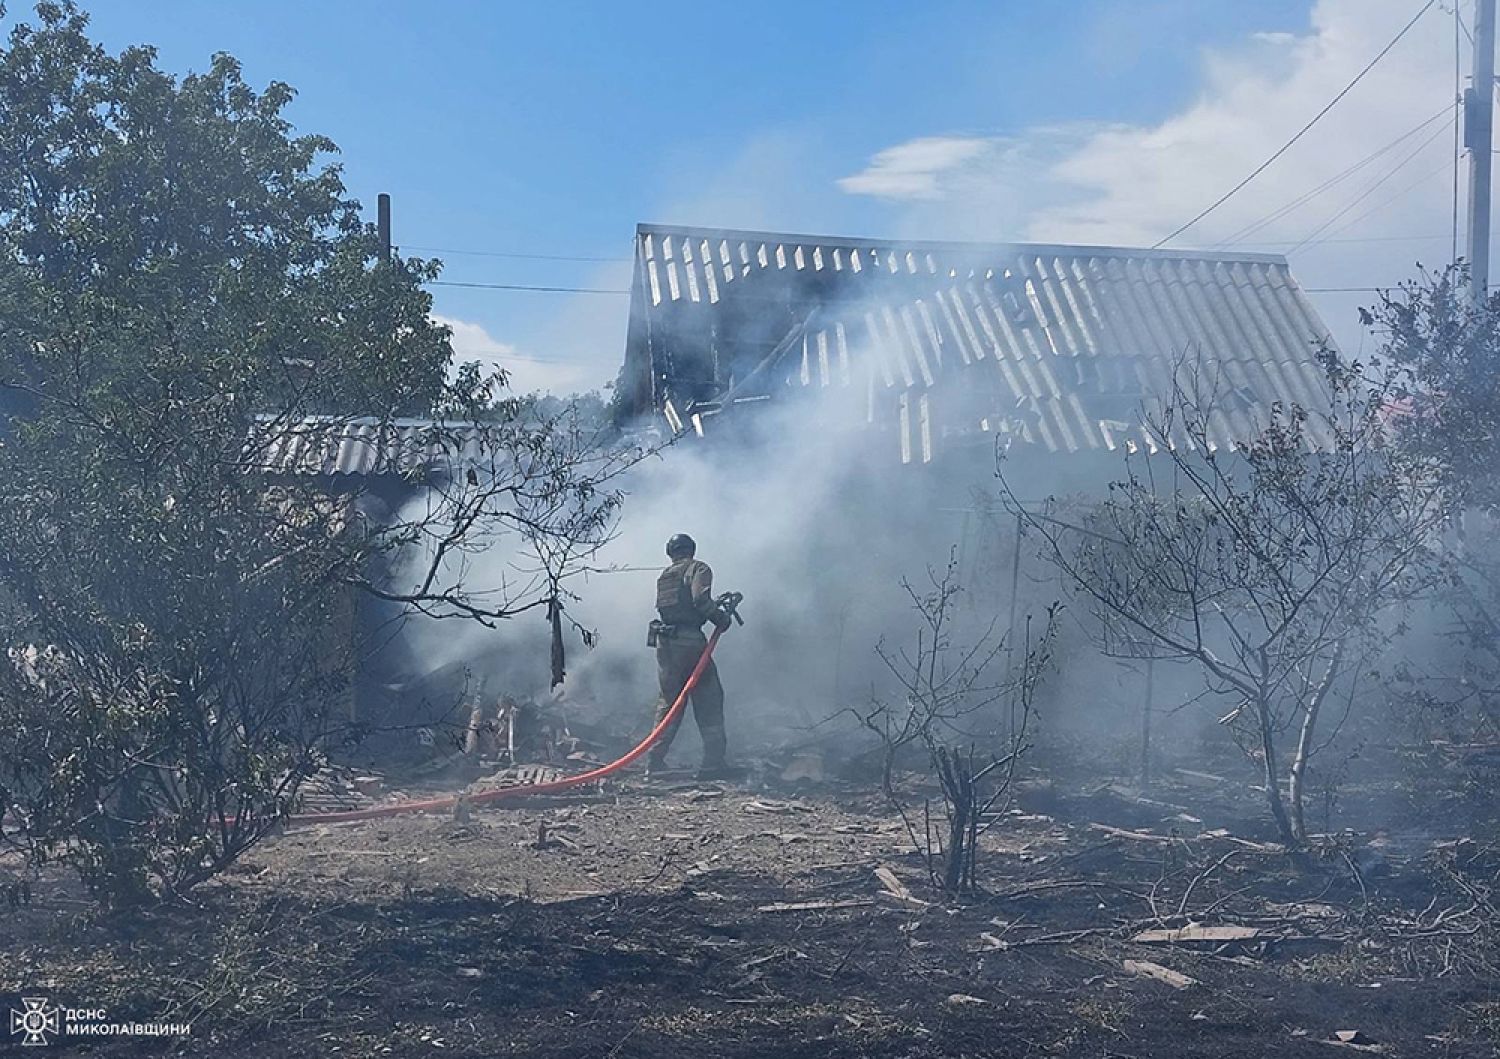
647;533;732;779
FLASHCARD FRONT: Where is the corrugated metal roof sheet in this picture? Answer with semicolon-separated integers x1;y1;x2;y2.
251;417;490;478
620;224;1338;460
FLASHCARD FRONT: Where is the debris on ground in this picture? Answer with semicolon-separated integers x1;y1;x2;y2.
1131;924;1263;945
5;764;1498;1057
295;765;383;813
1122;959;1198;989
874;864;928;907
755;898;876;913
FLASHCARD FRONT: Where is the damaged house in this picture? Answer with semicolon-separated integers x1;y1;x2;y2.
615;223;1337;481
253;416;491;728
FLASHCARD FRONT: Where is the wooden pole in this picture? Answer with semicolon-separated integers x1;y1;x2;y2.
377;193;392;265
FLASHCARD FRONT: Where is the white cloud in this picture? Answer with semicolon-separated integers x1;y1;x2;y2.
838;0;1462;350
432;313;592;395
837;136;993;200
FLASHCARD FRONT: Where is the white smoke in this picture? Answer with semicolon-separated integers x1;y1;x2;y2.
388;378;995;758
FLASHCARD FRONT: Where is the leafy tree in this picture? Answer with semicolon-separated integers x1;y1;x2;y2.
0;3;639;902
1365;272;1500;747
1370;269;1500;514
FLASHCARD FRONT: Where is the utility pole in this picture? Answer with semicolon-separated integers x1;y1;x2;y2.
377;192;392;265
1466;0;1496;304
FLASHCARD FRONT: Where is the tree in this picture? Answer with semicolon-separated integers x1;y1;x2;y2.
999;354;1444;845
1366;270;1500;745
1371;269;1500;514
855;553;1057;891
0;3;641;902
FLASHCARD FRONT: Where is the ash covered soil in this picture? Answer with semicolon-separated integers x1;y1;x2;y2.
4;769;1500;1058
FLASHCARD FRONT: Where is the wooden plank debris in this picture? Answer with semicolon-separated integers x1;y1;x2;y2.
1102;784;1191;813
1122;959;1198;989
1195;828;1285;853
874;865;928;907
1132;924;1260;945
1090;823;1174;843
755;898;875;913
1174;768;1228;786
742;799;813;815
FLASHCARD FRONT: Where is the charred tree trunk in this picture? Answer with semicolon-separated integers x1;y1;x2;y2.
933;745;976;891
1140;658;1155;790
1253;691;1296;846
1288;643;1346;844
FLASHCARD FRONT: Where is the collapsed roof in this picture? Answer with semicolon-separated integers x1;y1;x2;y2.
616;223;1337;462
251;416;490;480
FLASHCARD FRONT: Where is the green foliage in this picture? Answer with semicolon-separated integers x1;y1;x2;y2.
1365;268;1500;515
1367;269;1500;747
0;3;481;903
0;2;453;424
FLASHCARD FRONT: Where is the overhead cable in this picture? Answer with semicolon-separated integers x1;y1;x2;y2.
1288;114;1457;253
1153;0;1439;248
1217;106;1451;247
431;280;629;294
409;245;631;263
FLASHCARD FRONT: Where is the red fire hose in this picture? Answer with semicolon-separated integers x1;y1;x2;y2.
279;627;727;827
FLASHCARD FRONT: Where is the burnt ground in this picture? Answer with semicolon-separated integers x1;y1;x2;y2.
3;762;1499;1058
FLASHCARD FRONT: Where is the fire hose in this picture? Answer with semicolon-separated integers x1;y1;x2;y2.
278;593;744;827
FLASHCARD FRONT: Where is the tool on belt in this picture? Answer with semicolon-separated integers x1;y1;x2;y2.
648;591;745;647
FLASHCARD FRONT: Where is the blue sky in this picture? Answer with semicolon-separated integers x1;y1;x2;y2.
42;2;1463;389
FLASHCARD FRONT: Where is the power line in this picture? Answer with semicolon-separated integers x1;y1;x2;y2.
1455;0;1475;44
1302;154;1457;251
475;351;571;365
1288;113;1456;254
1218;106;1451;246
1300;282;1495;291
1236;232;1455;246
1153;0;1439;249
430;280;629;294
408;245;631;263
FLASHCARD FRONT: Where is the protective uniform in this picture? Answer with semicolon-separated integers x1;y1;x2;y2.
649;552;728;772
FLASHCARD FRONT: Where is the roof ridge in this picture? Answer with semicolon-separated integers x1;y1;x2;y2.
634;222;1291;268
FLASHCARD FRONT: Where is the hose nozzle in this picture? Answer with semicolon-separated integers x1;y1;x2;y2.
715;591;745;626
